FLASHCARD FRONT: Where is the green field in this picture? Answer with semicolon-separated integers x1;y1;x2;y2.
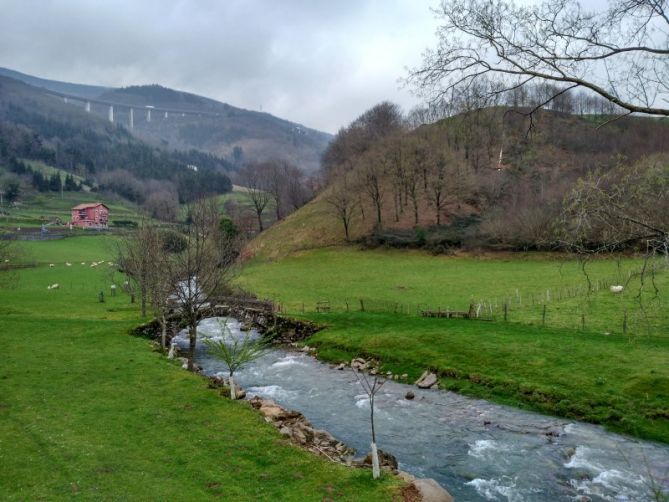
0;190;143;229
0;238;399;500
239;247;668;337
239;247;669;442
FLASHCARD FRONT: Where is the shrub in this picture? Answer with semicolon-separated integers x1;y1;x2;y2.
112;220;138;228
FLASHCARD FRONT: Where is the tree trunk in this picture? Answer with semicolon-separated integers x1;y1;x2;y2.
140;285;147;317
160;313;167;349
412;197;419;225
229;375;237;400
188;323;197;371
256;211;264;232
371;442;380;479
343;218;350;242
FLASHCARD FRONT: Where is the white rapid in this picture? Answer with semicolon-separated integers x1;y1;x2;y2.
173;318;669;501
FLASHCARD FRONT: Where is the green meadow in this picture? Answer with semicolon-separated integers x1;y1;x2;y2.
0;237;399;500
239;247;669;442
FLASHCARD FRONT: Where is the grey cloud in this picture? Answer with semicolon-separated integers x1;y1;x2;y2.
0;0;439;132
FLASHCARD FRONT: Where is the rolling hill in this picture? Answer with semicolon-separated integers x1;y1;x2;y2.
247;107;669;259
0;66;331;172
0;75;232;208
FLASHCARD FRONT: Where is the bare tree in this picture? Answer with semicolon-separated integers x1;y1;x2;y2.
117;221;162;317
358;150;386;228
148;235;175;349
405;138;425;225
561;155;669;252
325;174;358;241
169;198;239;371
353;369;385;480
426;150;449;226
284;163;311;212
409;0;669;119
265;161;285;221
240;163;271;232
144;190;179;222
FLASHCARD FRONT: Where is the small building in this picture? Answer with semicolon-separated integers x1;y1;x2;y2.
71;203;109;228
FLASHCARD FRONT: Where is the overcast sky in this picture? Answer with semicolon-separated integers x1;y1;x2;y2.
0;0;442;133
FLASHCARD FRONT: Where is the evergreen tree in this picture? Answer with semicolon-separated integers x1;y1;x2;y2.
49;173;62;192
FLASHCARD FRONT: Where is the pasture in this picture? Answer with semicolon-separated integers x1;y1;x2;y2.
0;237;399;500
239;247;669;442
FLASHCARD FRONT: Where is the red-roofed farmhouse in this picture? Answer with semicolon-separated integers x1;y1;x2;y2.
71;203;109;228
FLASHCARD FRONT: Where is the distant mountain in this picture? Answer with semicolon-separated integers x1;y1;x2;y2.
0;67;110;99
0;67;331;172
0;75;232;205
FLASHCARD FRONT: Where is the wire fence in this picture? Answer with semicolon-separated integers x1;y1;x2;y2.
270;264;668;338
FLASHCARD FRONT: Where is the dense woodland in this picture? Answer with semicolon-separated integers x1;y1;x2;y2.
320;89;669;252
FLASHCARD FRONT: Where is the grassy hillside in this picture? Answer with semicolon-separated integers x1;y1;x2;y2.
244;190;346;258
0;190;143;229
238;247;669;442
0;237;400;500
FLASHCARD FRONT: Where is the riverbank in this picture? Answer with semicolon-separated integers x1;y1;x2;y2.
300;311;669;445
0;263;400;500
184;319;669;501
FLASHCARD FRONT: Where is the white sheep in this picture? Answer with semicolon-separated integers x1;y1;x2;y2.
49;263;55;268
65;262;72;267
610;285;624;294
81;262;86;265
47;283;60;290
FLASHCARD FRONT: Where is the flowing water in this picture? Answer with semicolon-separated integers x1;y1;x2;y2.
174;318;669;501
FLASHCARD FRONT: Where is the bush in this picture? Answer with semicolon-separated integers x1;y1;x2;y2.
219;217;240;239
161;229;187;253
112;220;138;228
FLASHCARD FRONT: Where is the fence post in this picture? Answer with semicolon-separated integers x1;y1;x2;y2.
359;299;365;312
623;310;628;334
345;301;349;312
581;313;585;331
542;304;547;326
504;301;508;322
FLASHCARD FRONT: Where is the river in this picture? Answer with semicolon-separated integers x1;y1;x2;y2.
173;318;669;501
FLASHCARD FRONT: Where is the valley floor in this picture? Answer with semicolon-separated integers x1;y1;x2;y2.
0;238;399;500
239;247;669;444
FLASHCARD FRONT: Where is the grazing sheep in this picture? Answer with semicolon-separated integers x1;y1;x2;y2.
65;262;72;267
47;283;60;290
81;262;86;265
49;263;55;268
610;285;624;294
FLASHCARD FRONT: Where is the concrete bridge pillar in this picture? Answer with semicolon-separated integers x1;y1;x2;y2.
129;108;134;129
146;109;151;122
85;101;91;112
108;105;114;123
